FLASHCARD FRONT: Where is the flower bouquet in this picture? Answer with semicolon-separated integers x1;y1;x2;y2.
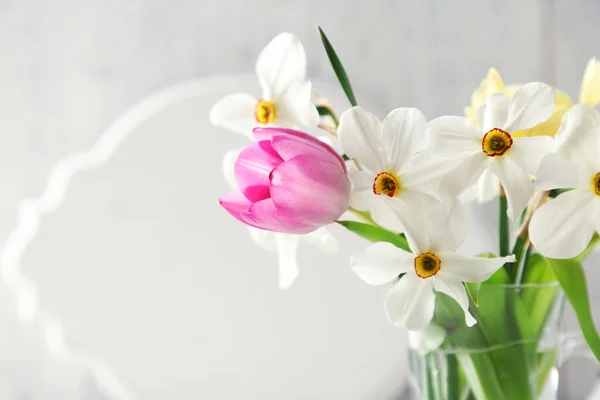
210;29;600;399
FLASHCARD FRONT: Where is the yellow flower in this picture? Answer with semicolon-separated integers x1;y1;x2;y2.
580;57;600;107
465;68;572;138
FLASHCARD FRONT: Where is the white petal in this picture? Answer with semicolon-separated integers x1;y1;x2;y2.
555;104;600;170
503;83;556;133
408;323;447;355
209;93;258;138
491;156;533;220
426;200;469;252
255;33;306;100
338;107;385;172
438;252;516;282
428;116;481;157
477;93;510;132
348;168;376;211
432;278;477;327
276;81;319;128
529;189;599;259
371;197;430;254
302;227;339;253
510;136;555;175
440;153;491;198
534;153;589;190
223;148;243;189
385;273;435;331
350;242;413;285
248;227;277;252
274;233;301;289
401;151;463;197
476;168;500;203
382;108;429;172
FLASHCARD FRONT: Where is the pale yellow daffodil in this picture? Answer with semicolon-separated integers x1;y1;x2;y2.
465;68;572;138
580;57;600;107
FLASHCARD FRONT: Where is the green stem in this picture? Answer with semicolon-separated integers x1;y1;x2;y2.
447;354;460;400
499;194;510;257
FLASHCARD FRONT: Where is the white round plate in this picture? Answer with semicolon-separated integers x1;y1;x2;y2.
9;75;410;399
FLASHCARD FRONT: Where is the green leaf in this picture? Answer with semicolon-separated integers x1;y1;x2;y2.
318;27;358;107
520;253;558;339
316;105;339;126
545;257;600;362
336;220;409;251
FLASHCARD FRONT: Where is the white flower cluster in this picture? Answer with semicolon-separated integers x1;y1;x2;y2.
211;32;600;331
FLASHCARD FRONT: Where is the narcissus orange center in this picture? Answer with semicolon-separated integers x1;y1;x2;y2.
414;252;441;279
373;172;401;197
482;128;513;157
255;100;277;124
592;173;600;196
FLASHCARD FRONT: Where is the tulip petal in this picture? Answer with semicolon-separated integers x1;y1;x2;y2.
277;80;319;128
477;93;510;132
255;33;306;100
269;155;350;225
437;252;515;282
534;153;588;191
219;190;262;229
302;226;339;253
270;131;337;165
338;107;386;172
235;141;283;202
432;278;477;327
529;189;599;259
504;83;555;133
385;273;435;331
428;116;481;157
350;242;414;285
244;198;317;234
274;233;300;289
382;108;428;172
253;127;346;170
491;155;532;220
209;93;258;138
555;104;600;171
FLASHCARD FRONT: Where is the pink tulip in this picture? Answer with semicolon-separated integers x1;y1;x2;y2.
219;127;350;234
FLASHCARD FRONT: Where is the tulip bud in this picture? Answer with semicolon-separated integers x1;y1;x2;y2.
219;128;350;234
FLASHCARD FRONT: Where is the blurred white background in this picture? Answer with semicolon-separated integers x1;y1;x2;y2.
0;0;599;399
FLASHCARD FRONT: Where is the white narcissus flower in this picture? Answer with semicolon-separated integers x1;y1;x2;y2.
212;33;337;289
210;32;318;136
428;83;556;220
351;202;515;330
338;106;442;233
530;104;600;259
580;57;600;107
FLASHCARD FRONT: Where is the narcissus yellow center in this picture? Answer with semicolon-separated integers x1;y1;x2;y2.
414;252;441;279
592;173;600;196
482;128;513;157
373;172;401;197
255;100;277;124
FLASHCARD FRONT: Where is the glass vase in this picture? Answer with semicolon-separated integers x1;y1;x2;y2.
406;283;566;400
